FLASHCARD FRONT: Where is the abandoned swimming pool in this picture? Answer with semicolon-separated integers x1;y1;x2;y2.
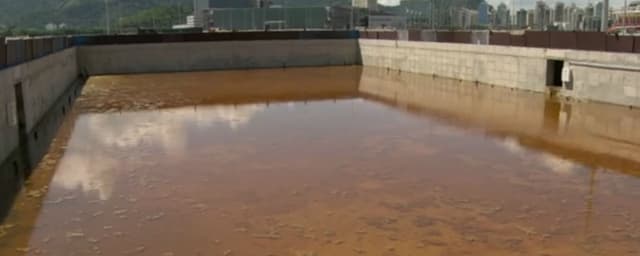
1;66;639;256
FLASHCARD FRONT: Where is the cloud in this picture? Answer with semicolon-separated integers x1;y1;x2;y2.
50;104;265;200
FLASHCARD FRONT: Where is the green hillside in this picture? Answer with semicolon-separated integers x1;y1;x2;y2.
0;0;194;30
0;0;354;30
0;0;481;34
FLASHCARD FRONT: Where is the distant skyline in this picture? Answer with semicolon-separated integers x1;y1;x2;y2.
377;0;627;8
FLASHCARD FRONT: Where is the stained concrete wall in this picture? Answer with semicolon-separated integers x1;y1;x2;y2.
0;48;78;175
0;74;19;169
0;48;78;132
359;39;640;107
359;39;549;93
79;39;361;75
557;50;640;107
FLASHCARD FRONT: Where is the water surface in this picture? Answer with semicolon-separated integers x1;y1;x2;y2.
1;66;639;256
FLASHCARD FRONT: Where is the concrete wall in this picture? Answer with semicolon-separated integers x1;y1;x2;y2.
359;39;640;107
558;50;640;107
359;39;549;93
0;47;78;176
0;74;19;170
79;39;361;75
0;48;78;132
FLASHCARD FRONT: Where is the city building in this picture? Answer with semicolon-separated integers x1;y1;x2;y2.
427;0;454;28
400;0;431;27
477;0;490;26
596;1;604;18
205;7;335;31
452;7;478;29
353;0;378;11
495;2;510;28
555;2;565;22
527;9;535;27
368;15;407;29
544;7;552;27
194;0;210;28
172;15;196;29
564;4;582;30
516;9;527;28
583;3;601;31
534;0;548;30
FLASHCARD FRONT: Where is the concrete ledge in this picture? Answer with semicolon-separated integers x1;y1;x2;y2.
79;39;361;76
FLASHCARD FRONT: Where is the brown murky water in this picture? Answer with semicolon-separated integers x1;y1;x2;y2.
1;66;640;256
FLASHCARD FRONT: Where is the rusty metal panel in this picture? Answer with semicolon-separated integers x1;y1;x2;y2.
301;31;358;39
161;34;185;43
234;31;297;40
359;31;373;39
76;31;359;46
408;30;421;41
179;33;210;42
65;37;73;48
45;38;53;54
24;40;33;61
6;40;24;65
361;31;376;39
43;38;53;55
32;39;43;58
489;32;510;46
52;37;64;51
606;35;634;53
549;32;576;49
452;32;471;43
525;31;549;48
377;31;398;40
576;32;606;51
510;34;526;46
0;40;6;69
436;32;454;43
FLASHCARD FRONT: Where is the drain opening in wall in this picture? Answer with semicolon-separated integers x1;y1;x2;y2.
546;60;564;87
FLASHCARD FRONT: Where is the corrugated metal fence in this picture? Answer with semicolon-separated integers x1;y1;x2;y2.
1;36;73;69
1;31;360;71
363;30;640;53
2;30;637;71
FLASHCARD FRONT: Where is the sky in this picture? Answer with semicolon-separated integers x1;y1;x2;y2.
377;0;627;8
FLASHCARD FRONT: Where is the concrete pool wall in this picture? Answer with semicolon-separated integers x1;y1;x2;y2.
0;47;79;168
1;33;640;218
78;39;362;75
359;39;640;107
0;47;81;219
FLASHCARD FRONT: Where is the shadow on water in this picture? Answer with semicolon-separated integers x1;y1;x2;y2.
0;79;85;223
